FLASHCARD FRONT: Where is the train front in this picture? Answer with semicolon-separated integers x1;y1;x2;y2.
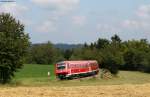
55;61;69;79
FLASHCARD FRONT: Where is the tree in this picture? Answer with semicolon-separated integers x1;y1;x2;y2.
0;13;30;84
111;34;121;43
122;40;150;71
29;42;64;64
100;44;123;75
30;42;54;64
95;38;109;49
63;49;73;60
101;54;119;75
83;42;88;48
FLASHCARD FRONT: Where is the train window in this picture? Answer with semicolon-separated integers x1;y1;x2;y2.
80;64;88;68
80;64;84;68
73;64;76;68
69;64;75;68
57;66;65;70
57;63;66;70
85;64;88;68
91;63;96;66
75;64;77;68
74;64;79;68
69;63;91;68
83;64;86;68
77;64;80;68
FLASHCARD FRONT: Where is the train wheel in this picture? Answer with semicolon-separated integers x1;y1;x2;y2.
58;74;66;80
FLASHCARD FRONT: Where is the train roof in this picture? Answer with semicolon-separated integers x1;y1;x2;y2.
57;60;97;64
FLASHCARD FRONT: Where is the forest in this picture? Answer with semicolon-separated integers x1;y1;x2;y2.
25;34;150;75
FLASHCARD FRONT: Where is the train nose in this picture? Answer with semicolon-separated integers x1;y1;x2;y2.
56;70;68;74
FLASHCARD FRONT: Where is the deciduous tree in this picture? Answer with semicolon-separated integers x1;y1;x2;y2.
0;13;30;84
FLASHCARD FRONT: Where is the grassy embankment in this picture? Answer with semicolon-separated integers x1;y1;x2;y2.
12;64;150;86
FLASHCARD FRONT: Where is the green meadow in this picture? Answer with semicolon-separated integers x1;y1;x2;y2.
12;64;150;86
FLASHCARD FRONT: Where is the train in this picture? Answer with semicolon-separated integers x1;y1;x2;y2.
55;60;99;79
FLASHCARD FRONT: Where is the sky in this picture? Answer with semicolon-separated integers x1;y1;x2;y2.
0;0;150;44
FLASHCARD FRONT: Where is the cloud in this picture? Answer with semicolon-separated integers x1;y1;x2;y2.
72;16;86;26
121;4;150;33
0;3;28;17
122;20;141;29
136;5;150;18
96;24;120;33
31;0;80;15
31;0;81;35
35;20;57;33
31;0;80;33
122;19;150;33
0;3;31;27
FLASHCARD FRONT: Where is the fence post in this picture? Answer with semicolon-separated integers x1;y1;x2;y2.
48;71;50;80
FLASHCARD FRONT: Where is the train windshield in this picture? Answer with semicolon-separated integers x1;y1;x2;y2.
57;63;66;70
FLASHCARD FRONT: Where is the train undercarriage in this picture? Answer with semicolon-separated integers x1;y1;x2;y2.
57;70;99;80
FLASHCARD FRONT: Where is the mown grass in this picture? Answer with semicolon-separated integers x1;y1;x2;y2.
12;64;150;86
14;64;55;79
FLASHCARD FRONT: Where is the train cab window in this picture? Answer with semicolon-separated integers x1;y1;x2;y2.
57;63;66;70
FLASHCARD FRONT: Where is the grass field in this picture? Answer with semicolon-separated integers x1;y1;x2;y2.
1;64;149;97
15;64;55;79
12;64;150;86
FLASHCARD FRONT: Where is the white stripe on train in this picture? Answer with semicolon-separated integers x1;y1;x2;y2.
66;69;99;77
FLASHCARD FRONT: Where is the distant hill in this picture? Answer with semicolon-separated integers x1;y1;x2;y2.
54;43;83;50
31;43;83;50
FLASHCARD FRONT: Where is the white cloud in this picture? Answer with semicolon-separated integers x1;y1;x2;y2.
31;0;81;33
122;19;150;33
72;16;86;26
122;20;141;29
97;24;120;33
136;5;150;18
35;20;56;33
121;4;150;33
0;3;28;17
0;3;31;27
31;0;80;15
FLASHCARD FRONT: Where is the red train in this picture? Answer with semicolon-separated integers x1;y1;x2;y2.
55;60;99;79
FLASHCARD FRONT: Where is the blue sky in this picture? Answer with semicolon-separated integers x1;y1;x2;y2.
0;0;150;44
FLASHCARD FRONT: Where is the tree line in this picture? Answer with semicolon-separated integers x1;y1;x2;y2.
25;35;150;75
